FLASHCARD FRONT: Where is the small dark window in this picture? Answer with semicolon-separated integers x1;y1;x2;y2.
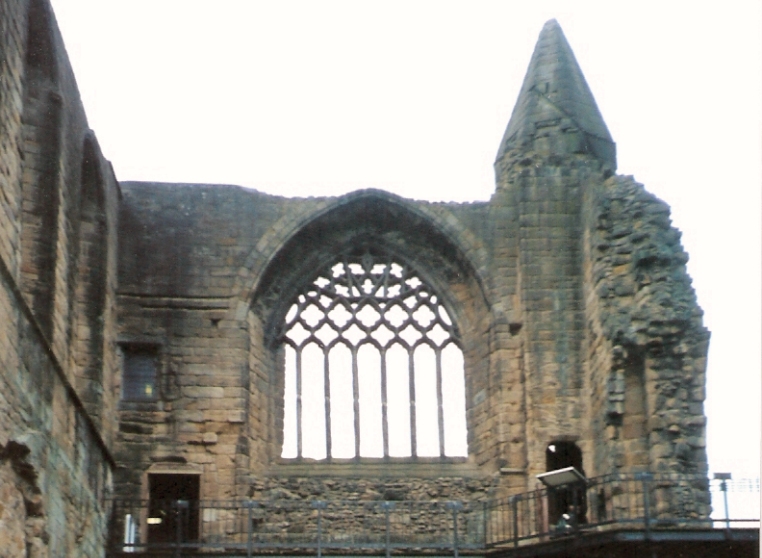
122;346;159;401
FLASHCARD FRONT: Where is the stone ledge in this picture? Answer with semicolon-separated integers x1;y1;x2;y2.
267;459;486;479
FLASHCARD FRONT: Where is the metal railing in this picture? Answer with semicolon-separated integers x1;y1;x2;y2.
111;498;483;556
108;474;759;555
484;473;760;548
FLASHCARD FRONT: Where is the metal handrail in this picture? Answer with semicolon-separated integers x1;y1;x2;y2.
108;474;760;554
483;473;760;548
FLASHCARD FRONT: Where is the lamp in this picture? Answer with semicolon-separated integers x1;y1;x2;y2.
536;466;587;488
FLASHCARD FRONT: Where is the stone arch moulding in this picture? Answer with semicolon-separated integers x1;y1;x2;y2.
247;190;494;465
70;133;108;423
18;0;63;339
247;189;491;327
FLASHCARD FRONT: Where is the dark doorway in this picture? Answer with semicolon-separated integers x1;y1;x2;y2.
545;442;587;528
147;474;200;545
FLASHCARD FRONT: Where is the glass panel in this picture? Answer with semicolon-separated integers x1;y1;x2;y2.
281;345;297;458
414;344;439;457
123;349;157;401
301;343;326;459
442;344;467;457
386;344;411;457
358;344;383;457
329;344;355;458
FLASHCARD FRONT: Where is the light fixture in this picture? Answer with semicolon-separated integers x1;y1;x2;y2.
536;466;587;488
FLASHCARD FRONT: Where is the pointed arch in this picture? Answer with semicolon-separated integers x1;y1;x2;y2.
18;0;62;338
250;190;490;342
278;247;467;459
248;191;493;464
71;135;107;423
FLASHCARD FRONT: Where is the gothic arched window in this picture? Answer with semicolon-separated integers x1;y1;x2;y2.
279;248;468;460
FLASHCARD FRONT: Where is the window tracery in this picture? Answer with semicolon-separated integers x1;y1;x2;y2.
280;248;468;460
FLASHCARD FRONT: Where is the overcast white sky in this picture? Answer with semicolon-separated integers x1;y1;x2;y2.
48;0;761;478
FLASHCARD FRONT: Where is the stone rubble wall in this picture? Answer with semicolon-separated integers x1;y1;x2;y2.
582;174;710;516
241;475;498;546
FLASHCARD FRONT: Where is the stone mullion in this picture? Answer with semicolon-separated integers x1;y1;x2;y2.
343;256;355;297
381;259;391;297
324;348;332;459
435;347;445;457
284;252;466;461
351;345;360;458
408;347;417;457
295;347;303;458
380;346;390;457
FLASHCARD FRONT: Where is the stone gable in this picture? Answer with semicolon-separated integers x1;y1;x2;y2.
0;4;710;555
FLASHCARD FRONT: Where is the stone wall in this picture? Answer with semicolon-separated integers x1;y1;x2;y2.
113;152;708;519
581;174;710;513
114;186;504;501
0;4;713;554
0;0;120;555
113;160;708;510
494;151;616;481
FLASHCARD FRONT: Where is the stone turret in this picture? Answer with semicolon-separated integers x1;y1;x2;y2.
495;19;616;183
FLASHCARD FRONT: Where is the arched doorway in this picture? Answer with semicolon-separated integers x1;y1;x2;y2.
545;441;587;527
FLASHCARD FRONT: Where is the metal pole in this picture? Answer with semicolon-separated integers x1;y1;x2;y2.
317;507;322;558
635;473;654;558
635;473;658;558
245;501;255;558
174;501;180;558
642;479;651;530
714;473;732;536
722;479;731;532
313;501;327;558
637;473;652;531
447;502;463;558
174;500;189;558
382;502;394;558
511;496;519;548
482;500;488;549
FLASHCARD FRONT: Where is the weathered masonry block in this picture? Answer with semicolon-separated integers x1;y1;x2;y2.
0;4;714;556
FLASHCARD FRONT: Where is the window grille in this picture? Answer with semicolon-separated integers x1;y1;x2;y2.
122;346;158;401
280;249;468;460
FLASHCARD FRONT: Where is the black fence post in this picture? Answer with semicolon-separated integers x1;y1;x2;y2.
381;501;395;558
313;500;327;558
714;473;732;535
636;473;653;536
511;495;519;548
447;501;463;558
482;500;488;548
244;500;257;558
174;499;189;558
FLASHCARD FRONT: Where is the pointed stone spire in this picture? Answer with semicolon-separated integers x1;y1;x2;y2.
496;19;616;169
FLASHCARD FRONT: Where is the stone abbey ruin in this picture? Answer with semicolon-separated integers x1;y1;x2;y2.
2;1;754;557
